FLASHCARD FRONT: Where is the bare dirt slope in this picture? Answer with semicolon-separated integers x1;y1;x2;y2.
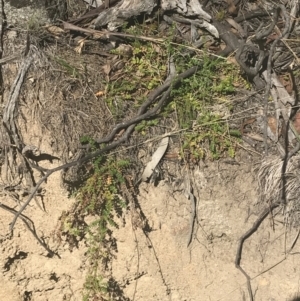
0;138;88;301
1;148;300;301
111;159;300;301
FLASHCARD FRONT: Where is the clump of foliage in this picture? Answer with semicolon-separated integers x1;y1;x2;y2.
166;53;241;160
80;156;129;300
105;39;168;120
62;152;129;301
102;24;243;160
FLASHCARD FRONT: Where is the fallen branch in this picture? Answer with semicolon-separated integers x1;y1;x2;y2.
3;54;33;150
262;4;291;155
235;202;280;301
9;65;200;230
62;21;226;60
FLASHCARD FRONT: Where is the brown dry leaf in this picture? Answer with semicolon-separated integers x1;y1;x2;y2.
268;116;281;136
279;74;293;94
226;56;239;67
95;90;105;97
245;133;264;142
226;0;237;15
293;112;300;134
226;18;246;37
266;33;279;45
74;39;85;54
103;63;111;75
103;62;112;81
46;25;64;36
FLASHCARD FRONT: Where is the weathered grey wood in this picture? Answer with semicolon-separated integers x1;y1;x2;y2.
95;0;156;30
161;0;210;20
94;0;211;30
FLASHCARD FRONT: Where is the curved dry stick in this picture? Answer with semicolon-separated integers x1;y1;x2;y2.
10;65;199;230
262;4;290;154
0;203;57;256
235;202;280;301
254;8;279;41
143;230;171;295
187;192;196;247
95;66;198;144
234;10;276;23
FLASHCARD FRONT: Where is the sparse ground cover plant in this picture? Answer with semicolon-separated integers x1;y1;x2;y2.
102;24;244;161
62;154;130;300
61;20;248;299
80;158;128;301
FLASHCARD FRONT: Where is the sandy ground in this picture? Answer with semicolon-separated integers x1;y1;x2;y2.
1;150;300;301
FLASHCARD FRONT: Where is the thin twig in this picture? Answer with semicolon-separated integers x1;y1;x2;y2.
62;22;227;60
235;202;280;301
0;203;57;256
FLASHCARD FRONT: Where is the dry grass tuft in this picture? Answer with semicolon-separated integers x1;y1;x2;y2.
257;155;300;227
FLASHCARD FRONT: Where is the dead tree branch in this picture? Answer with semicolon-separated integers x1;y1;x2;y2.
3;54;33;149
262;5;291;155
9;65;199;230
